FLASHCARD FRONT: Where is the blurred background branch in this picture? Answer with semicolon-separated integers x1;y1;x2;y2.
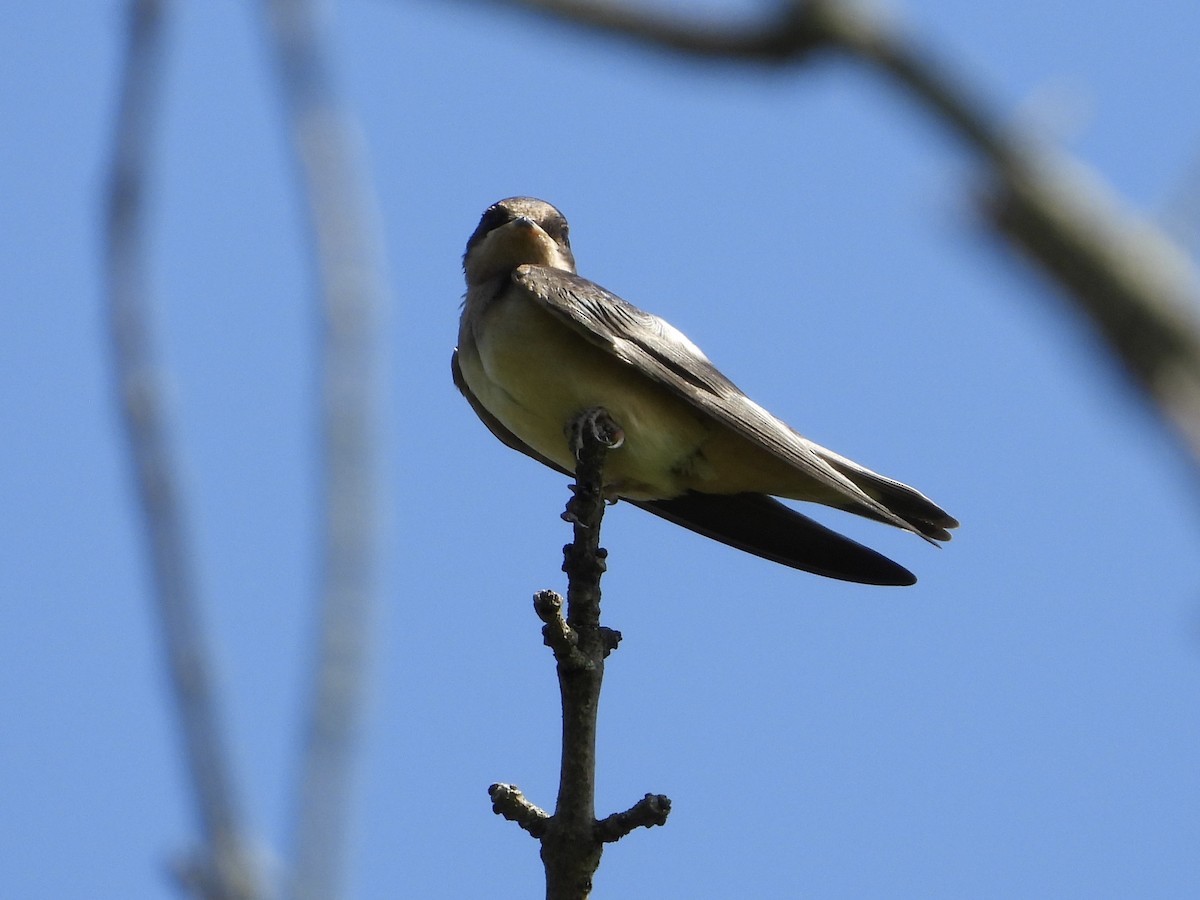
261;1;384;900
105;0;384;896
260;1;385;899
468;0;1200;467
103;1;264;898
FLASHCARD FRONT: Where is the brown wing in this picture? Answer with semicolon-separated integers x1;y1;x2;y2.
512;266;953;543
453;351;918;584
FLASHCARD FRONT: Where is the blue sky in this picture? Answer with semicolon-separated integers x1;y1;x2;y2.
4;1;1200;896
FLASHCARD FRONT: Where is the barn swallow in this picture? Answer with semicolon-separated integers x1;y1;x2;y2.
452;197;958;585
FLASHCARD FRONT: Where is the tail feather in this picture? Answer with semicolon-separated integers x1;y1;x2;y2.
632;492;917;586
816;449;958;542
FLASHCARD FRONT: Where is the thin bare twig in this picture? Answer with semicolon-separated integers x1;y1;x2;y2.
491;415;669;900
260;2;385;898
104;2;263;898
541;428;612;900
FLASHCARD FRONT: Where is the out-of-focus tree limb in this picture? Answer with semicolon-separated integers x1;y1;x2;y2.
463;0;1200;467
104;2;264;898
985;161;1200;460
823;2;1200;465
260;2;385;899
466;0;828;58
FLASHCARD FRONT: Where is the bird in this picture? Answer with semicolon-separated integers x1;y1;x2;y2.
452;197;958;585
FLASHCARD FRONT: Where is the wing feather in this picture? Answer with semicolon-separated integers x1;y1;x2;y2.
512;266;934;542
454;350;916;584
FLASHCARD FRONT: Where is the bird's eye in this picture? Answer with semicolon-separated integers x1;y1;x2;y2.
550;218;570;245
480;205;512;234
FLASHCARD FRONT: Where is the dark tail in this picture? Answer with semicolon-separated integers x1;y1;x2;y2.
632;492;917;586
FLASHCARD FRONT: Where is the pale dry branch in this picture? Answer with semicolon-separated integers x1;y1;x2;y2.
260;1;386;898
104;1;264;897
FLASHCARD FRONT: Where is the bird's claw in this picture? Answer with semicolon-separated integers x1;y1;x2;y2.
568;407;625;457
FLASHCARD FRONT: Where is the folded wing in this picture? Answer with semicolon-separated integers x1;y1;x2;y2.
513;265;954;543
453;351;918;584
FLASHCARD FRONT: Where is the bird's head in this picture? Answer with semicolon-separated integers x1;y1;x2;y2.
463;197;577;286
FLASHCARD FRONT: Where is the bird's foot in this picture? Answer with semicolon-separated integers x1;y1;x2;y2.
567;407;625;458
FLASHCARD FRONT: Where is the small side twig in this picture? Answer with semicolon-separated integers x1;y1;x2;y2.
491;409;670;900
595;794;673;844
489;783;550;838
